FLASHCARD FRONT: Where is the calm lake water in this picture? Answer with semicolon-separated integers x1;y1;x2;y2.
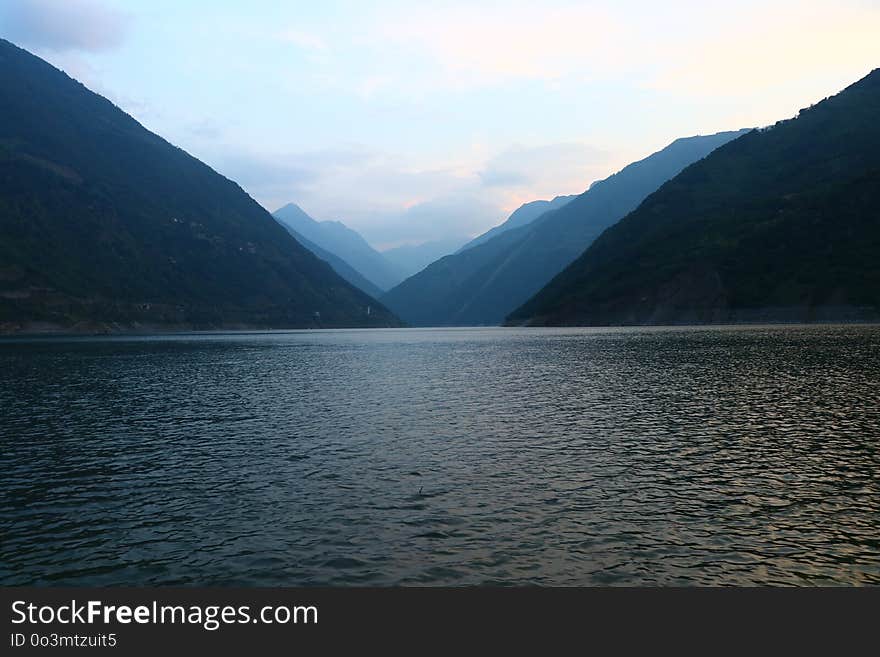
1;326;879;586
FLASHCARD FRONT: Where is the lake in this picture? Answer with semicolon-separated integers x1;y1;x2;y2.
1;325;879;585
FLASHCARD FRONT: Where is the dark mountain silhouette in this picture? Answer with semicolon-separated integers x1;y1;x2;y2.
272;203;404;290
457;194;577;253
382;129;748;326
0;39;399;332
508;69;880;326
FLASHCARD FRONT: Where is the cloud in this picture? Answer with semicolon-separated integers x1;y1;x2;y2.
479;142;608;192
199;144;503;245
356;74;393;100
185;119;223;140
212;151;324;202
208;140;613;249
479;169;529;187
0;0;129;52
373;2;630;88
278;29;327;52
357;195;502;248
357;0;879;102
200;144;383;210
647;1;880;97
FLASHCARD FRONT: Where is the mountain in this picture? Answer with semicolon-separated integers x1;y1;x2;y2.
0;39;399;332
507;70;880;326
275;222;383;299
457;195;577;253
272;203;404;290
381;238;466;279
382;129;749;326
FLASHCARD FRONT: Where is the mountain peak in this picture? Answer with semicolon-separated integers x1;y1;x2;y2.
383;129;746;327
272;203;403;291
508;69;880;326
0;40;399;330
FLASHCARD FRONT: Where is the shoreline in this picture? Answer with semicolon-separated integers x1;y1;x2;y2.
2;319;879;339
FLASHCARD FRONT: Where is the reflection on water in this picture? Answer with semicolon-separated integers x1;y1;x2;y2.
1;325;878;585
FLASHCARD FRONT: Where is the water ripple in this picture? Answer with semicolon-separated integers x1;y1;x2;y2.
1;325;879;585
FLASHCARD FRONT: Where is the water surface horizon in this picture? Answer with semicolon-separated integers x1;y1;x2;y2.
2;325;878;585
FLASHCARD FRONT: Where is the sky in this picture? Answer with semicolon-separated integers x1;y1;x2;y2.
1;0;878;249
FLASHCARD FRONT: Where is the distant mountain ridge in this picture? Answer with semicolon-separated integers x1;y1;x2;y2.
508;69;880;326
457;194;577;253
276;223;384;299
0;39;399;331
273;203;404;290
382;129;749;326
381;238;467;279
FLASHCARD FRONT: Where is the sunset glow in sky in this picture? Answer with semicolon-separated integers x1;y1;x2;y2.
2;0;878;247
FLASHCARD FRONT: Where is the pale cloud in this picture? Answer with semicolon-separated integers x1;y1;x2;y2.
290;159;483;229
649;1;880;97
278;28;328;52
479;169;529;188
199;143;508;244
15;1;874;251
211;140;609;248
360;0;879;100
0;0;129;52
372;2;632;88
206;146;385;214
479;143;608;191
213;151;323;203
356;74;393;100
185;118;224;141
355;196;501;249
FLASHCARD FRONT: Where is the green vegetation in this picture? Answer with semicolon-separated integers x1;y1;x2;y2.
382;130;747;326
0;39;399;331
508;69;880;326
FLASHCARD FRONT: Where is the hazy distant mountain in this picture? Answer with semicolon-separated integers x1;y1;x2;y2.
381;238;467;279
382;129;749;326
272;203;404;291
457;195;577;253
0;39;399;331
276;223;384;299
508;69;880;326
